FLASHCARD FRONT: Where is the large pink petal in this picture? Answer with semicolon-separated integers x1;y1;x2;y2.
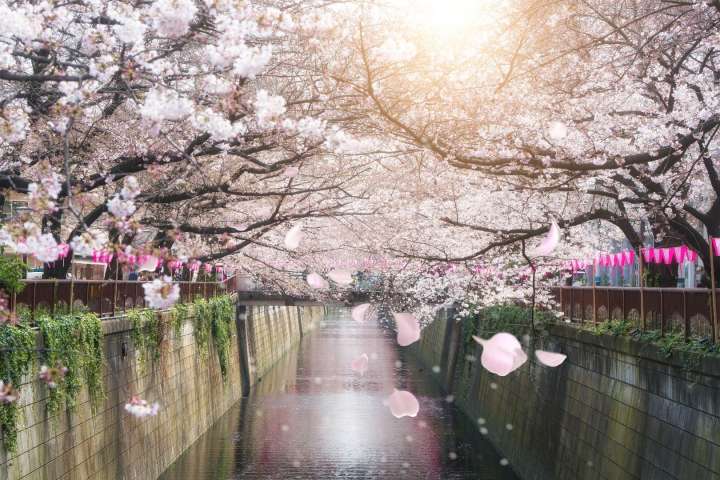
352;303;371;323
535;350;567;367
306;272;329;289
473;333;527;376
284;224;303;250
387;389;420;418
350;353;369;375
283;166;300;178
393;312;421;347
328;269;353;285
530;221;560;257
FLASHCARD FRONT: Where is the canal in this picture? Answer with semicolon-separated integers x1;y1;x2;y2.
158;308;519;479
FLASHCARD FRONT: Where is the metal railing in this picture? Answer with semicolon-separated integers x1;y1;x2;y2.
552;286;719;341
11;275;239;318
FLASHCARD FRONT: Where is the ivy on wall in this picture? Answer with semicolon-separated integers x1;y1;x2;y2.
209;296;235;379
0;294;235;454
37;311;105;415
128;308;165;368
0;322;35;452
170;302;189;337
192;298;213;358
132;295;235;379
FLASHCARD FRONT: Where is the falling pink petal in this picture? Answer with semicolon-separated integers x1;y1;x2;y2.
386;389;419;418
306;272;329;289
473;333;527;377
328;269;353;285
351;353;369;376
352;303;372;323
283;166;300;178
284;224;303;250
535;350;567;367
530;221;560;257
394;312;421;347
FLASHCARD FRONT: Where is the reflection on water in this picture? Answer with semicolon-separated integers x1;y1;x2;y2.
159;308;518;479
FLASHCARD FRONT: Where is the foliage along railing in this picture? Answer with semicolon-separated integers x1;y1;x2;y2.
552;286;719;342
0;310;104;453
0;293;236;455
10;275;239;319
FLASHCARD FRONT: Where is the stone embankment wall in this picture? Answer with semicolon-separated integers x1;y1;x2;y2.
0;302;322;480
412;313;720;480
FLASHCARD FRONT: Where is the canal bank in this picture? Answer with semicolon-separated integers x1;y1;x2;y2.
410;310;720;480
0;300;324;480
159;307;517;479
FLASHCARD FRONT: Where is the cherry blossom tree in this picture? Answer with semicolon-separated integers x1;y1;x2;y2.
323;0;720;287
0;0;379;282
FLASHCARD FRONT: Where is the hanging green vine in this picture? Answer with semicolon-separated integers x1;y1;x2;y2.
0;322;35;452
188;295;235;378
192;298;213;358
128;308;165;367
171;302;189;337
37;311;104;416
209;295;235;379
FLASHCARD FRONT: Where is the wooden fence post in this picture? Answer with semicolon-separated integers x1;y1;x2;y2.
709;241;718;343
639;250;646;331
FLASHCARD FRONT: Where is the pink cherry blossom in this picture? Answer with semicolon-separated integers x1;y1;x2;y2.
143;276;180;309
124;395;160;418
39;364;69;389
0;381;17;404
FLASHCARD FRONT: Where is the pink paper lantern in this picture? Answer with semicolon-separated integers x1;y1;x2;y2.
615;252;625;267
623;250;635;265
687;250;698;262
712;238;720;257
661;248;673;265
204;263;212;273
652;248;662;264
673;246;687;263
641;248;652;263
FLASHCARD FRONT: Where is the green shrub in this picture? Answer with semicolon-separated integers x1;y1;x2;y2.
0;254;27;295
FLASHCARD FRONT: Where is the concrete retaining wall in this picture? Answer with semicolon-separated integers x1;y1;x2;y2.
412;313;720;480
0;301;322;480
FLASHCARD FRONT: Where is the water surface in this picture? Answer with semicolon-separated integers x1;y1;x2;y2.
159;308;518;479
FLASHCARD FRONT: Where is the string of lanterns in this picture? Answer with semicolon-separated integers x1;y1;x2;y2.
565;243;711;272
89;249;222;274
